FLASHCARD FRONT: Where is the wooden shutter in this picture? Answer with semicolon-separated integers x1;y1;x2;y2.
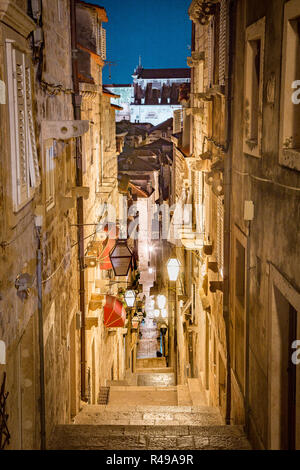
219;0;227;86
173;109;182;134
45;143;55;208
101;27;106;61
25;66;40;187
15;49;29;206
194;170;203;234
6;41;39;211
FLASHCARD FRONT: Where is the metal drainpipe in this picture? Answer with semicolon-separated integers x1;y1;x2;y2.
223;0;236;425
36;227;46;450
70;0;87;401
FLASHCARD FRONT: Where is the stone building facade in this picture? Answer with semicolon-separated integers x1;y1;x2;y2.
130;67;191;126
0;0;125;450
172;0;300;451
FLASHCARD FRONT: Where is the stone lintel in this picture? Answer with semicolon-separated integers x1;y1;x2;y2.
0;0;36;38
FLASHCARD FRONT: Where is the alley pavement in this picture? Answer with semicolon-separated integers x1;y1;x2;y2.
49;364;251;450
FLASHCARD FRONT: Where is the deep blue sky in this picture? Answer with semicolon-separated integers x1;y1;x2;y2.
87;0;192;85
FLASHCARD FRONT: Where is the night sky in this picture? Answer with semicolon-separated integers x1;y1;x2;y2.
87;0;192;85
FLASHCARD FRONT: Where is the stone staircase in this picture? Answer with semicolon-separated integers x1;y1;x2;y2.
49;374;251;450
49;403;250;450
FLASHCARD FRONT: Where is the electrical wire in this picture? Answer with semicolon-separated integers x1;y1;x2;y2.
40;80;74;96
233;167;300;192
42;253;69;285
0;216;36;249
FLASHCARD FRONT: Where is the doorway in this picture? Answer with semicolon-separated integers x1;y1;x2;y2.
69;315;77;419
269;265;300;450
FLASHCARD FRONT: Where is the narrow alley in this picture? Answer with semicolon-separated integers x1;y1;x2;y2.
50;358;250;450
0;0;299;453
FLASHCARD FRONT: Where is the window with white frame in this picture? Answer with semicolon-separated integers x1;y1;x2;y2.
243;17;265;158
6;40;40;212
194;170;204;234
45;141;55;210
280;0;300;171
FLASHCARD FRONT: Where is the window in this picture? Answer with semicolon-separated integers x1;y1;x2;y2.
208;18;215;89
217;196;224;277
280;0;300;171
64;140;73;194
234;235;247;391
197;61;204;94
6;40;40;212
235;239;246;308
97;24;106;60
173;109;182;133
45;142;55;210
243;17;265;158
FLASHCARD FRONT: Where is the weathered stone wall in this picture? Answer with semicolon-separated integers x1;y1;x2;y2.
78;4;125;402
0;0;123;449
0;3;41;450
33;0;79;445
187;12;228;420
231;0;300;449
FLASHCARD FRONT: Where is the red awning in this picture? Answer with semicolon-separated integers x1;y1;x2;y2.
104;295;126;328
98;224;119;270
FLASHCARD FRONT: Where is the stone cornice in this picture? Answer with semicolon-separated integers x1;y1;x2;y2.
0;0;35;38
79;82;100;102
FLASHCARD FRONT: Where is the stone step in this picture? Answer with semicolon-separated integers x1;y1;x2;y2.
136;357;167;368
74;404;223;426
137;371;175;387
106;380;129;387
49;424;251;450
77;404;220;413
136;367;174;374
109;386;178;406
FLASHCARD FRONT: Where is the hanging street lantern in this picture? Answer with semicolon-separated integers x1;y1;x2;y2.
109;240;133;277
124;289;136;308
157;295;166;310
160;323;168;336
167;258;181;282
